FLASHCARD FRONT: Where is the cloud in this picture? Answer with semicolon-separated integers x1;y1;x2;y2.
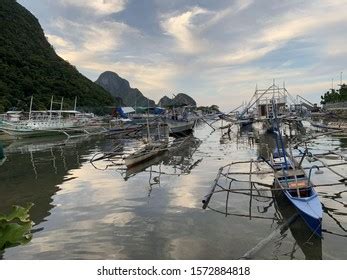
88;61;179;101
46;34;71;48
201;0;254;29
51;17;139;53
204;0;347;68
161;7;209;54
60;0;127;15
160;1;254;55
18;0;347;110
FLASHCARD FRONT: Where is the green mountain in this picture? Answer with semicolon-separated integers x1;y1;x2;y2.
95;71;156;107
0;0;118;114
158;93;197;107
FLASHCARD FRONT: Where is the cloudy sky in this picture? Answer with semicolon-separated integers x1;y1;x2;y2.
18;0;347;110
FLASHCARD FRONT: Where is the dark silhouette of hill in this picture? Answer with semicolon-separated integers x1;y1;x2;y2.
0;0;120;114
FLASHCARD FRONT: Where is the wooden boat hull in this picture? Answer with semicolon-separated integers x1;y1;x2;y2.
273;151;323;237
284;190;322;237
0;127;65;138
273;190;322;259
0;120;85;138
125;143;167;167
168;121;195;136
125;150;160;167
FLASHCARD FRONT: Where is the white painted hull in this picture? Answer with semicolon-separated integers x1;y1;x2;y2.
125;143;167;167
166;120;195;134
0;120;85;138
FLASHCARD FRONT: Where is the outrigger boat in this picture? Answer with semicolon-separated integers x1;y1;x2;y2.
124;141;167;167
165;119;195;136
0;96;100;138
266;99;323;237
270;146;323;237
124;112;169;167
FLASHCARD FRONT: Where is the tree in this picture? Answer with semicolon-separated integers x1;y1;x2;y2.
321;84;347;104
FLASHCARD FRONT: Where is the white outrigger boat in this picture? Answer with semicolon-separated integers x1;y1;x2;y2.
165;118;195;135
163;107;198;136
124;113;169;167
124;141;168;167
0;96;97;138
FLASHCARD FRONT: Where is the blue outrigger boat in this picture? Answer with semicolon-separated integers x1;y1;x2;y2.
272;157;323;237
267;100;323;237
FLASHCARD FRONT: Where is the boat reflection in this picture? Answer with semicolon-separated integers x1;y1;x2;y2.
125;136;202;181
205;179;322;259
124;152;167;180
92;136;202;179
0;136;102;249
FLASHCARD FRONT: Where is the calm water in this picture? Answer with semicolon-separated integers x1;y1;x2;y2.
0;122;346;259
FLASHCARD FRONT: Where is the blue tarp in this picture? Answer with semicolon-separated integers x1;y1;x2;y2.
154;107;166;115
116;107;135;118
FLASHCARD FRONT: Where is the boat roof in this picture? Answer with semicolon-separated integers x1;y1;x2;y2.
119;107;135;114
30;110;81;114
6;111;23;114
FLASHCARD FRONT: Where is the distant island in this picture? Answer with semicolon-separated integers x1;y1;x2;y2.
95;71;156;107
95;71;197;108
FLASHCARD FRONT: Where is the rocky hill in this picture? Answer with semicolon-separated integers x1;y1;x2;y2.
158;93;197;107
95;71;156;107
0;0;118;113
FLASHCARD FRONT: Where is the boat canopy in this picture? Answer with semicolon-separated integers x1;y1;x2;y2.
5;111;23;114
116;107;135;118
133;107;166;115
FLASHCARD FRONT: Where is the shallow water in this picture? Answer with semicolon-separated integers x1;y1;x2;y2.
0;122;346;259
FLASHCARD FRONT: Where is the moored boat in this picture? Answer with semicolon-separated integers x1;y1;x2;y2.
273;166;323;237
268;99;323;237
165;119;195;136
124;141;167;167
0;96;98;138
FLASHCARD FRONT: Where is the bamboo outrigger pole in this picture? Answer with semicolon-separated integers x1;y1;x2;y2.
202;166;223;209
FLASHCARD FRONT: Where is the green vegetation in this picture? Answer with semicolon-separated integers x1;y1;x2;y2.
197;105;220;113
0;203;34;250
0;0;117;113
321;84;347;104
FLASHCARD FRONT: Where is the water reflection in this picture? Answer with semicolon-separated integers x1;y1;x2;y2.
0;122;346;259
0;136;103;258
205;123;346;259
206;185;323;260
92;136;202;187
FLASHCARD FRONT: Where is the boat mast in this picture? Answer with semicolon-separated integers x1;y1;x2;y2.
28;95;33;121
146;98;151;143
338;72;343;86
49;96;53;120
272;98;289;171
74;97;77;111
59;97;64;123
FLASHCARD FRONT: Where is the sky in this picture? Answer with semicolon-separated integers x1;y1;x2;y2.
18;0;347;110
